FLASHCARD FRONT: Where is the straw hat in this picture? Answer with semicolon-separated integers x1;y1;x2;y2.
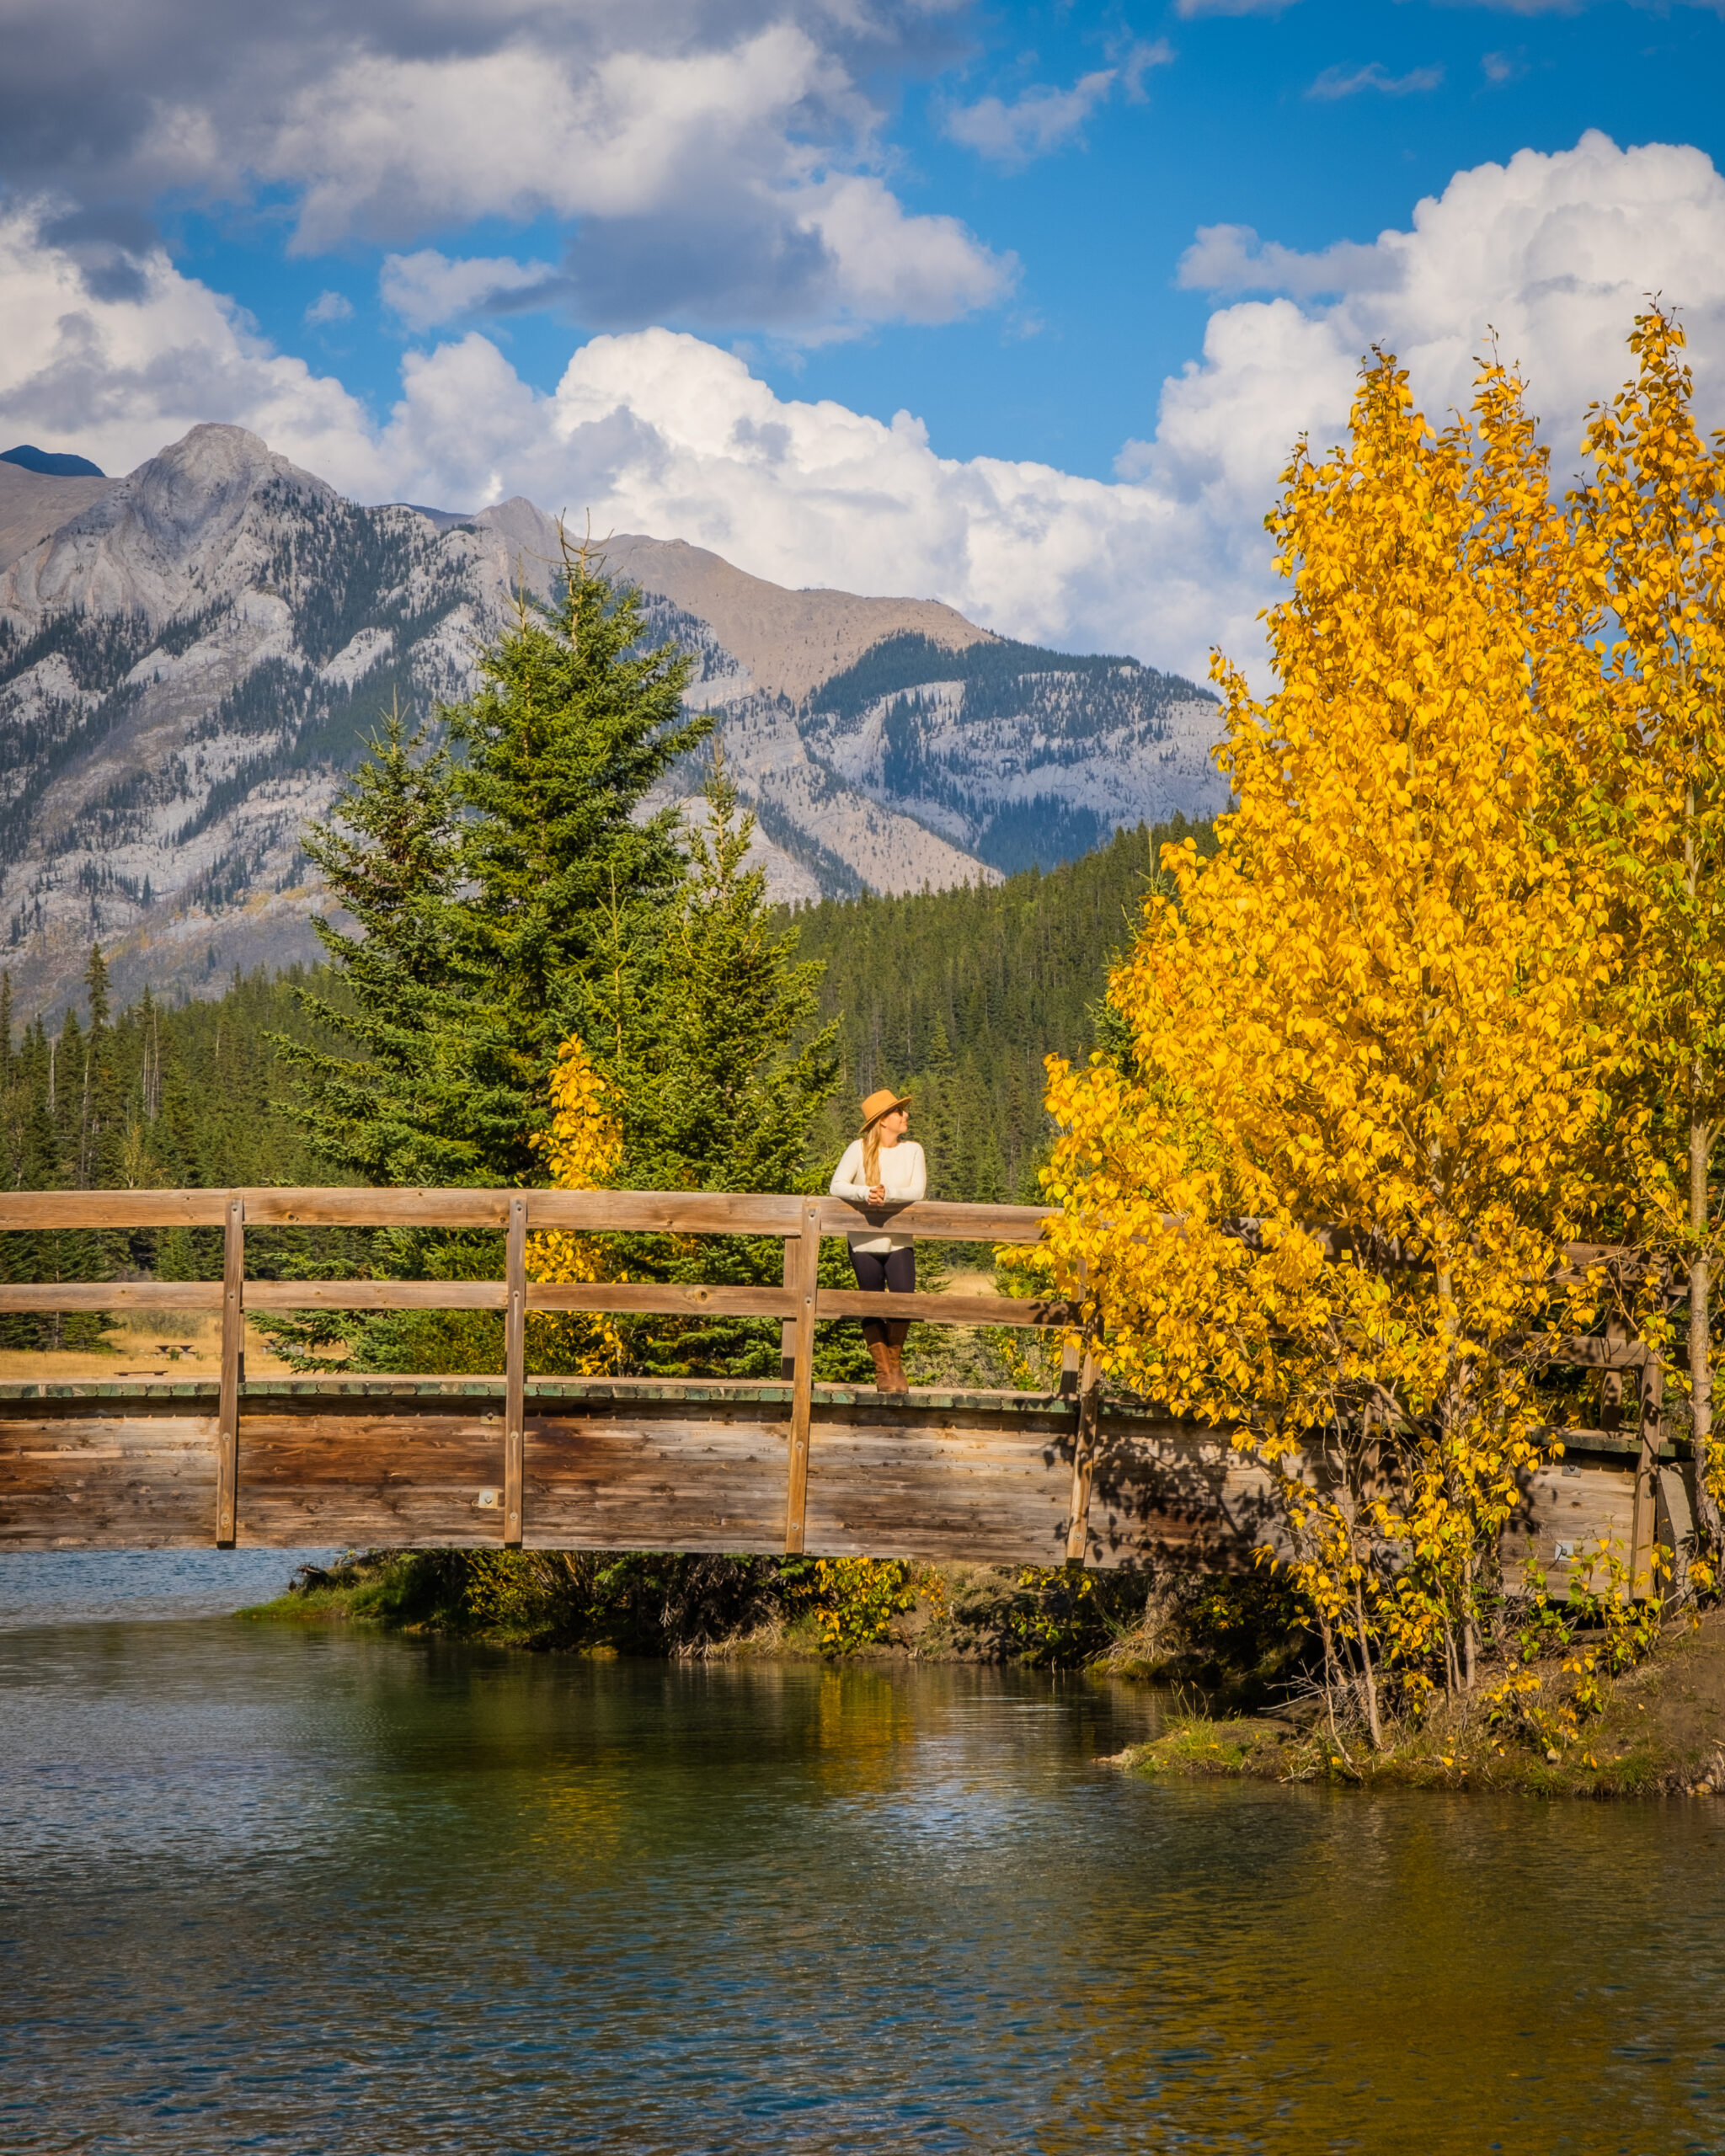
860;1087;912;1129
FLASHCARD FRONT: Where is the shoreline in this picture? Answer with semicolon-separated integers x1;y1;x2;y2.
243;1553;1725;1797
1107;1604;1725;1800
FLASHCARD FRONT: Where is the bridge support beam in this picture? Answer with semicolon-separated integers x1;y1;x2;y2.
215;1196;244;1548
505;1196;526;1549
783;1201;821;1554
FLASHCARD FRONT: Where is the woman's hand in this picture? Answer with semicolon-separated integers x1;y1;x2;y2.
868;1183;886;1205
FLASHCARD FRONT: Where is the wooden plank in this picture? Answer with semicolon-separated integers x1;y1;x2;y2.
526;1190;803;1235
819;1198;1055;1244
780;1240;797;1383
1629;1356;1663;1600
815;1289;1076;1328
1515;1460;1638;1596
215;1196;244;1548
1655;1464;1696;1604
526;1401;790;1553
0;1188;231;1229
796;1401;1263;1569
1087;1415;1274;1567
233;1407;511;1548
1065;1338;1102;1562
244;1279;508;1311
526;1282;794;1317
0;1405;219;1547
0;1281;223;1311
1599;1315;1630;1431
784;1200;821;1554
505;1195;526;1549
798;1402;1080;1565
1530;1332;1651;1371
240;1187;510;1227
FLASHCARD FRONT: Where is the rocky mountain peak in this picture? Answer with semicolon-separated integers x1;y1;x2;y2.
0;421;1224;1022
0;425;337;628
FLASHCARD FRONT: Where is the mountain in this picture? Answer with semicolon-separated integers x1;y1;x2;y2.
0;425;1225;1019
1;445;108;478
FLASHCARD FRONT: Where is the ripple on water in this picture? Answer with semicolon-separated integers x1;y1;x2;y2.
1;1563;1723;2153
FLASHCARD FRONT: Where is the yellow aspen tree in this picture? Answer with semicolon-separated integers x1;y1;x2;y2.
1039;353;1616;1734
526;1034;627;1374
1574;307;1725;1566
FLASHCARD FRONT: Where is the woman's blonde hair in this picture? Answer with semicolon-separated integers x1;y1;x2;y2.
858;1089;909;1187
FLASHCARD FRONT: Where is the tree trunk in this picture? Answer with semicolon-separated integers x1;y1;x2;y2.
1690;1108;1722;1548
1352;1577;1384;1751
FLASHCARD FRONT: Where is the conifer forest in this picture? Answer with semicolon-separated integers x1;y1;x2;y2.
0;525;1207;1373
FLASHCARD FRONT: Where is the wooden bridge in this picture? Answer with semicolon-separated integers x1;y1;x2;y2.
0;1187;1696;1588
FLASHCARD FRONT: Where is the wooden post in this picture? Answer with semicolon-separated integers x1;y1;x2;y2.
780;1238;798;1383
1059;1337;1081;1399
783;1198;821;1555
215;1194;244;1547
1065;1327;1101;1565
1629;1353;1663;1602
1599;1314;1628;1431
505;1195;526;1550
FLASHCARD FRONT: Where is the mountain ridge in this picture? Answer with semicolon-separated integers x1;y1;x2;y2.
0;425;1225;1022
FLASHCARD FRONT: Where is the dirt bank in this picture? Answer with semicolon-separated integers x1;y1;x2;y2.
1110;1604;1725;1798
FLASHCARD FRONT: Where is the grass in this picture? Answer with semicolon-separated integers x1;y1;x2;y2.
1112;1610;1725;1798
0;1310;324;1384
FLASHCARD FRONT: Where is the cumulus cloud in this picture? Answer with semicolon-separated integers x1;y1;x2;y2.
1177;224;1397;299
382;252;566;333
304;289;353;326
0;0;1004;337
0;199;390;492
1308;61;1445;99
6;136;1725;693
944;52;1172;168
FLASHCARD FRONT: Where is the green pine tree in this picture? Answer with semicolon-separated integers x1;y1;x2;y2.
280;543;710;1189
266;541;713;1372
275;697;468;1185
591;755;852;1378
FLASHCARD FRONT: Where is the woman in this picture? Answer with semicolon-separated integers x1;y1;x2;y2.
830;1087;927;1394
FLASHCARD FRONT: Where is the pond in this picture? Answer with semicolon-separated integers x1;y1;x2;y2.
1;1552;1722;2153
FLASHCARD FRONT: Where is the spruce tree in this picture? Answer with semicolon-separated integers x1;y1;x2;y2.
264;543;711;1372
280;546;709;1187
589;757;852;1378
276;699;469;1184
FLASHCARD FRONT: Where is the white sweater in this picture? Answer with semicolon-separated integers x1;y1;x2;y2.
830;1138;927;1252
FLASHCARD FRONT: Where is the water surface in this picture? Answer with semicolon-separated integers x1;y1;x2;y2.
2;1559;1722;2153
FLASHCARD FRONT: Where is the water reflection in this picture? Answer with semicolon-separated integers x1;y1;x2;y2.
1;1615;1722;2153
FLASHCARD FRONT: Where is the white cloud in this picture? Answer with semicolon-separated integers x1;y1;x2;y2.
946;67;1124;167
1177;224;1397;299
1308;61;1445;99
0;0;1006;339
6;136;1725;696
365;138;1725;681
304;289;353;326
381;252;564;333
0;199;390;492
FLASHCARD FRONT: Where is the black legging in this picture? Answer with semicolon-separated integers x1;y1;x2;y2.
850;1245;915;1347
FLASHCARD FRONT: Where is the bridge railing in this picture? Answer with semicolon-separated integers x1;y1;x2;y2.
0;1187;1093;1554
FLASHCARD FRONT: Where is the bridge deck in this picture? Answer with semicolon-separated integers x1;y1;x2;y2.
0;1374;1675;1586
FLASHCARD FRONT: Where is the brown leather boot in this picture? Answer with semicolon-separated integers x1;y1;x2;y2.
867;1340;895;1390
879;1344;910;1394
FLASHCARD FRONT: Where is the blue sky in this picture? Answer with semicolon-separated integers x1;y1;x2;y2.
143;0;1725;480
3;0;1725;674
